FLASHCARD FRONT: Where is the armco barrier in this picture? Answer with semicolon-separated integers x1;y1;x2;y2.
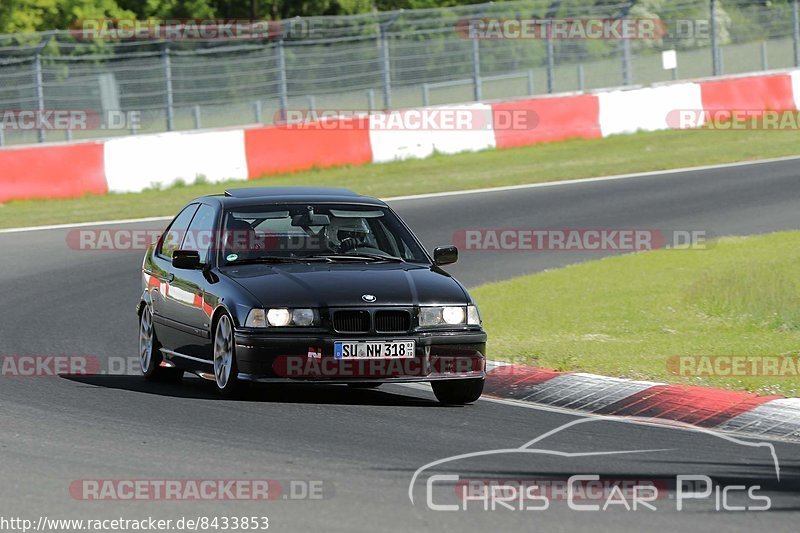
492;94;601;148
244;117;373;177
1;71;798;203
0;141;106;202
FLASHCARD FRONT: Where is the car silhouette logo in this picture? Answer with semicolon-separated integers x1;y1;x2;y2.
362;294;377;302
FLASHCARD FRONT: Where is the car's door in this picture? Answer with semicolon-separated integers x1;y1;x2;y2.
166;203;219;360
151;203;199;351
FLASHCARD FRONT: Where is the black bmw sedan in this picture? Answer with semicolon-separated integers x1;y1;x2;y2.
137;187;486;404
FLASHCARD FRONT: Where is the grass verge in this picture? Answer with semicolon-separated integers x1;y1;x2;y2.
472;231;800;397
3;128;800;229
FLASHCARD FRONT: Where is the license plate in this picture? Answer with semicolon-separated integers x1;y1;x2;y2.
334;340;415;359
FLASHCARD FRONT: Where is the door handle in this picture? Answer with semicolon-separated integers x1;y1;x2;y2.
167;273;175;282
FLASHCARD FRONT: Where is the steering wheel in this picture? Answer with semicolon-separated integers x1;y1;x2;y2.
338;237;363;253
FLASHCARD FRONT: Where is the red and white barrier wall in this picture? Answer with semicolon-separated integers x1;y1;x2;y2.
0;141;107;202
103;129;249;193
2;70;799;203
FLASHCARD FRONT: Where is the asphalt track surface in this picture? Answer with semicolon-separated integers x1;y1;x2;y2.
1;159;800;532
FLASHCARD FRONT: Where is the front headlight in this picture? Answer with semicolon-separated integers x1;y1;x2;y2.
267;308;292;327
245;308;317;327
419;305;481;327
292;308;315;326
442;306;466;324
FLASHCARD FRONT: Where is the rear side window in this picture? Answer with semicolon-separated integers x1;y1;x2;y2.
158;204;199;259
182;204;217;263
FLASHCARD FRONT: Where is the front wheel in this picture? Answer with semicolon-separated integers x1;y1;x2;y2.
213;314;245;398
431;378;484;405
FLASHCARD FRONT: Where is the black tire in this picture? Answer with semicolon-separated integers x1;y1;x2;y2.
213;314;246;399
431;378;484;405
139;305;184;383
347;383;382;389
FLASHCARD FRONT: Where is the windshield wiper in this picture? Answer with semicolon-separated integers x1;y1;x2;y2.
305;253;405;263
226;255;332;265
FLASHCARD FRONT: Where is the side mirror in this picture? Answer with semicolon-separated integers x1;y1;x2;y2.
172;250;202;270
433;245;458;266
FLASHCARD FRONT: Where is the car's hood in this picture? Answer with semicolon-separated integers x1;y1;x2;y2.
222;263;469;308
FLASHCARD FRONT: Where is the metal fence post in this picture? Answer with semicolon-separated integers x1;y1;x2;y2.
276;39;289;120
367;89;375;111
254;100;263;123
193;104;201;129
162;43;174;131
761;41;768;70
545;32;555;94
527;69;534;95
622;39;632;86
794;0;800;67
710;0;720;76
471;36;482;101
306;95;316;114
379;26;392;109
422;83;430;107
0;126;5;147
33;51;46;143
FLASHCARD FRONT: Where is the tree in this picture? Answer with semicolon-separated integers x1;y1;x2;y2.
0;0;134;34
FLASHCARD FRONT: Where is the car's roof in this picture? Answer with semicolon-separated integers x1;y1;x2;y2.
196;187;387;208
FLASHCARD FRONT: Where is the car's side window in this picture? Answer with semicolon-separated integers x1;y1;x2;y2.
181;204;217;264
157;204;199;260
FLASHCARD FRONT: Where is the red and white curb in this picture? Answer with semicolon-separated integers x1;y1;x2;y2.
484;361;800;443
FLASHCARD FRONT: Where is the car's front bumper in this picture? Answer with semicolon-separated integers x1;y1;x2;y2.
234;329;486;383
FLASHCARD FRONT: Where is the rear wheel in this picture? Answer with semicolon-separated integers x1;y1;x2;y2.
139;305;183;383
431;378;484;405
213;314;246;398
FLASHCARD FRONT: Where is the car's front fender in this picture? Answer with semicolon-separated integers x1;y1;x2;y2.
136;289;153;317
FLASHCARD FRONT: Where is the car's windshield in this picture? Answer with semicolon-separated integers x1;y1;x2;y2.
220;203;429;264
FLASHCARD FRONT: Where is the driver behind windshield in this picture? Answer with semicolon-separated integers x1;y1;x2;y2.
325;216;378;253
221;204;428;263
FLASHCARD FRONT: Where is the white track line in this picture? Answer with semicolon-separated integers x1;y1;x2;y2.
0;216;172;234
3;153;800;234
